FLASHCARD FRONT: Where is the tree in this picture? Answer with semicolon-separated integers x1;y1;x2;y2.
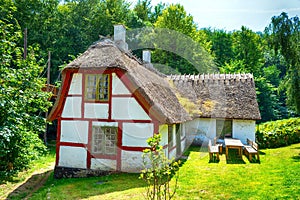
231;26;264;77
149;4;215;74
265;12;300;114
134;0;152;22
0;5;51;177
204;28;234;67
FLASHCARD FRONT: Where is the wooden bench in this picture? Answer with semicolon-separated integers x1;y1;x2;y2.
214;137;223;154
244;138;260;162
208;140;219;161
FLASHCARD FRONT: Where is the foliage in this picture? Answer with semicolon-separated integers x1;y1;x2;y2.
256;118;300;148
140;134;180;200
265;12;300;113
0;6;51;178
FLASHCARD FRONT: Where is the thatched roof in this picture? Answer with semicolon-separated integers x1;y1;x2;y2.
168;73;261;120
48;39;191;124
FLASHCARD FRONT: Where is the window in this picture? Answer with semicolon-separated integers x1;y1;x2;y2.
92;126;117;155
85;74;109;101
168;125;174;148
216;119;232;138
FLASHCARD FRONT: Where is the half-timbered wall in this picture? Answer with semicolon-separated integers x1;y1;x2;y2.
57;70;160;172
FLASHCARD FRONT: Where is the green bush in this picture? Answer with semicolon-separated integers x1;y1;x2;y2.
0;4;51;179
256;118;300;148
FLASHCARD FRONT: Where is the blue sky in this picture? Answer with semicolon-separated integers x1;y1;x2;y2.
131;0;300;31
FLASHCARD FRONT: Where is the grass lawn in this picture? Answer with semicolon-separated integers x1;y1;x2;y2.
0;142;56;200
4;143;300;199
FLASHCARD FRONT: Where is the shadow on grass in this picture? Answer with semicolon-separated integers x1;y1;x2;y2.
292;154;300;162
11;171;147;199
226;149;246;164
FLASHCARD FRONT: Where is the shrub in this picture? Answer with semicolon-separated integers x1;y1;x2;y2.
256;118;300;148
0;5;51;179
140;134;180;200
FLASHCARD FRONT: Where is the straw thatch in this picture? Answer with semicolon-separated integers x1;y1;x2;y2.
48;39;191;124
168;73;261;120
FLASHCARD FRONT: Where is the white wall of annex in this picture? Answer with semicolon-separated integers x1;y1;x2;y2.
159;124;168;147
122;123;153;147
112;97;150;120
90;158;117;171
112;73;131;95
184;118;216;145
84;103;109;119
61;97;82;118
59;146;87;169
168;148;176;160
68;73;82;95
233;120;256;144
61;120;88;144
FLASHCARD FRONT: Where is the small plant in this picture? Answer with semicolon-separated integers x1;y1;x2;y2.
140;134;180;200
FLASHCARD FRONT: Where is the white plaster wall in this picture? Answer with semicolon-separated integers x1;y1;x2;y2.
233;120;256;144
159;125;168;147
92;121;118;127
168;148;176;160
61;120;88;144
170;124;176;148
112;97;150;120
180;123;186;139
59;146;87;168
184;118;216;145
122;123;153;147
181;138;186;152
121;150;144;172
61;97;81;118
68;73;82;95
90;158;117;171
112;73;131;95
84;103;109;119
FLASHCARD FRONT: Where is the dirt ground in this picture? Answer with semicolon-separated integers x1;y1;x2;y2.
3;162;55;200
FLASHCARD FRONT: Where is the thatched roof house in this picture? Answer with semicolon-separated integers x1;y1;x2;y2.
48;39;191;124
48;25;261;177
168;73;261;120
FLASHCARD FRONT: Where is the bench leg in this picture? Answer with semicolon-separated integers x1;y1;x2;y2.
249;154;252;162
256;153;260;162
216;152;219;160
209;153;212;161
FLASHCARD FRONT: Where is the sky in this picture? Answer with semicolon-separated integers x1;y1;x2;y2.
131;0;300;32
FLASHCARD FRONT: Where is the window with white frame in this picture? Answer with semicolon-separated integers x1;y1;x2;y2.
85;74;109;101
92;126;117;155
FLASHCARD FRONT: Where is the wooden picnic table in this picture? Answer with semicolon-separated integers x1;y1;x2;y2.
224;138;244;159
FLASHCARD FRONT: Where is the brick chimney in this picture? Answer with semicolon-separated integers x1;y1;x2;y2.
142;50;151;63
114;25;128;51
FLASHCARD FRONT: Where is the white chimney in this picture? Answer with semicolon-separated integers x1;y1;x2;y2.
142;50;151;63
114;24;128;51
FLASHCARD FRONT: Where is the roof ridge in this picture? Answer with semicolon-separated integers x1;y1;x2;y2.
168;73;253;81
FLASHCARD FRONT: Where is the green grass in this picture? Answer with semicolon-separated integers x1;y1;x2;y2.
4;143;300;199
0;141;56;199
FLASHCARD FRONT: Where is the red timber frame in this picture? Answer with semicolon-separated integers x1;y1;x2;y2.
54;68;160;171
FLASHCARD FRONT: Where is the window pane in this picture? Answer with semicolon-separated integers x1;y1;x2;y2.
92;126;117;155
85;74;109;101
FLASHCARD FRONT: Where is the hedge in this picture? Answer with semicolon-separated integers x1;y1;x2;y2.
256;118;300;149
